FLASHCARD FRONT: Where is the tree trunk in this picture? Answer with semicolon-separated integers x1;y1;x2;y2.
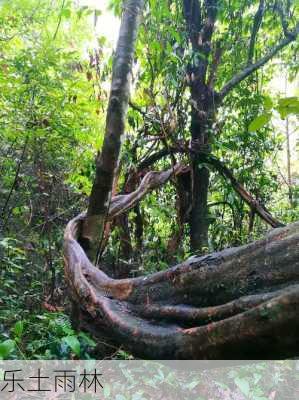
183;0;218;253
116;213;133;261
190;154;210;252
189;105;212;252
80;0;144;261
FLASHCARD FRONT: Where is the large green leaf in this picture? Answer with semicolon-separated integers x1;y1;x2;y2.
78;332;96;347
277;97;299;119
263;96;273;111
13;320;24;338
63;335;81;356
248;113;271;132
0;340;15;359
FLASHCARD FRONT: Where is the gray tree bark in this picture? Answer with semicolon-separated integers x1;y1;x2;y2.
81;0;144;261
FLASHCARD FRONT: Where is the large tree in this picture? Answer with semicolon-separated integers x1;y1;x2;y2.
64;0;299;359
130;0;298;252
80;0;299;259
181;0;298;251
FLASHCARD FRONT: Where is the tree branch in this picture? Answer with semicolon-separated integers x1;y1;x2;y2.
204;155;284;228
129;100;147;117
137;148;172;170
136;146;284;228
109;164;186;219
276;3;292;37
247;0;265;66
219;23;298;99
207;40;222;88
53;0;66;40
76;164;187;253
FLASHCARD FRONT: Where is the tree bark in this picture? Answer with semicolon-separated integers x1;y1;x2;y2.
183;0;218;252
64;207;299;359
81;0;144;261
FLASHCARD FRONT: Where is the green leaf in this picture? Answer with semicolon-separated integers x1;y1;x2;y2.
61;8;71;18
248;113;271;132
13;321;24;338
277;97;299;119
77;5;88;19
278;96;299;108
263;96;273;111
234;377;250;397
98;36;107;47
0;340;15;359
78;332;96;347
63;335;81;356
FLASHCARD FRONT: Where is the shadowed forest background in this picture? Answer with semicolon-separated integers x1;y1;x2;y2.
0;0;298;361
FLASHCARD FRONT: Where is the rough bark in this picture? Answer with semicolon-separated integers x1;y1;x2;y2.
183;0;218;252
81;0;144;260
64;209;299;359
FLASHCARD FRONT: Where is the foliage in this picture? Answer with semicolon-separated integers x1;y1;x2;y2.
0;0;106;359
0;0;298;360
